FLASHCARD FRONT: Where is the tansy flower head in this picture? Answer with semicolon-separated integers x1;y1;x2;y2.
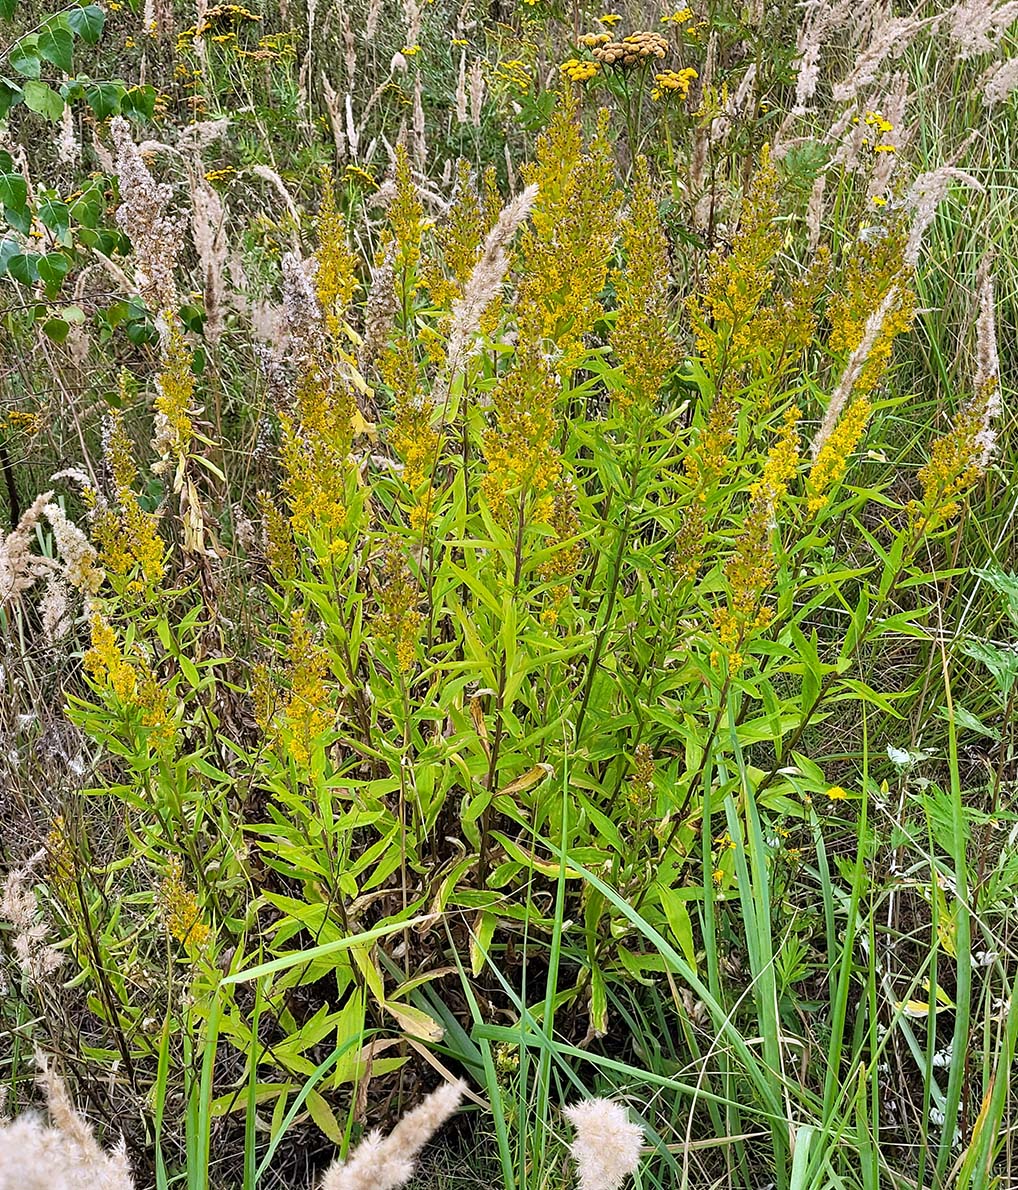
651;66;696;99
561;57;599;82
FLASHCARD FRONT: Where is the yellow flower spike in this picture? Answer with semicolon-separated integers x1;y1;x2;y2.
159;857;212;952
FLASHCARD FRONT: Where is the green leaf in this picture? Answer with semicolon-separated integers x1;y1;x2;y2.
4;202;29;235
85;80;123;119
42;316;69;342
7;252;39;284
70;183;103;228
37;197;70;237
0;0;17;20
66;4;105;43
9;37;40;78
38;26;73;74
0;172;27;210
0;79;20;119
121;84;155;120
37;251;70;295
0;237;20;276
23;79;64;120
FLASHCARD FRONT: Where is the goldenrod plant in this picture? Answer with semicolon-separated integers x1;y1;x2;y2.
0;0;1017;1186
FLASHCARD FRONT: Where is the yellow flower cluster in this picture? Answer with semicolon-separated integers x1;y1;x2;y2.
89;408;165;597
661;7;693;22
152;315;196;481
385;143;426;299
579;32;611;46
688;145;782;372
315;167;359;337
84;612;138;703
374;538;423;675
482;355;562;523
494;59;532;92
807;396;871;512
517;95;620;366
917;376;998;522
422;160;495;314
652;67;697;100
84;612;176;747
627;742;655;810
712;407;800;670
262;610;333;768
279;369;354;550
159;856;212;952
592;31;668;66
560;58;599;82
385;342;440;529
827;220;914;400
611;156;678;413
536;475;582;612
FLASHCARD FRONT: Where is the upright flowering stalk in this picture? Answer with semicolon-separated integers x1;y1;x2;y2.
712;405;800;672
481;353;563;527
610;156;678;415
807;216;914;511
916;261;1001;525
515;92;620;370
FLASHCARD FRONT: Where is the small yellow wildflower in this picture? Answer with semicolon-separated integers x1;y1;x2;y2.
402;43;421;55
159;856;212;952
827;785;849;801
451;36;468;45
579;31;611;46
560;57;599;82
661;6;693;22
651;66;696;100
599;12;623;23
872;195;888;207
712;868;726;886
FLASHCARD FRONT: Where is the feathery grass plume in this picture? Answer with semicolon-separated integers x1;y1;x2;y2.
359;240;399;368
982;55;1018;103
565;1099;643;1190
190;174;228;346
443;182;538;383
917;260;1001;521
949;0;1018;58
0;1053;135;1189
811;283;900;461
791;0;850;112
322;74;348;159
1;850;64;984
0;492;55;606
413;72;427;171
110;116;180;312
56;103;80;168
831;14;926;102
469;60;485;127
319;1078;465;1190
43;502;103;598
903;166;982;268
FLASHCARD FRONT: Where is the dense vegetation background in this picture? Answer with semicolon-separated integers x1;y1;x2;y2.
1;0;1017;1186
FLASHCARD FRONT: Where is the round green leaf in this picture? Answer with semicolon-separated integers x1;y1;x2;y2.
67;4;106;44
23;79;64;120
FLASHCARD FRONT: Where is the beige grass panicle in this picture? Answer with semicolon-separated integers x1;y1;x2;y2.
0;1054;134;1190
319;1079;465;1190
565;1098;644;1190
